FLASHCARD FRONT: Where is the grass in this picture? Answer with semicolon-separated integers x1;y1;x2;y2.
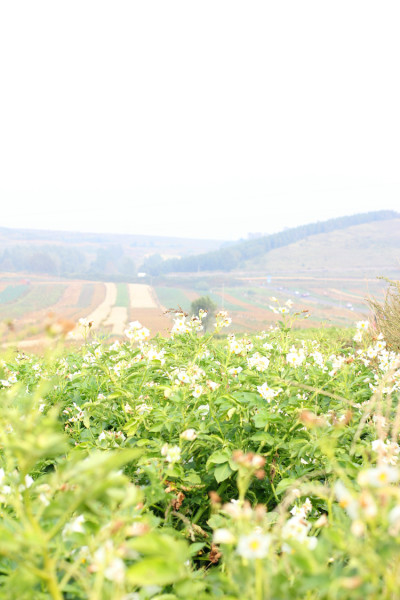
0;284;29;304
154;286;192;312
115;283;130;307
0;284;66;319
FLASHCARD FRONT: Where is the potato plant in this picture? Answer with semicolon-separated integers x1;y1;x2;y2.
0;303;399;599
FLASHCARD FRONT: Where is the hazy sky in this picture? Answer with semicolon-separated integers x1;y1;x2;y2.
1;1;399;241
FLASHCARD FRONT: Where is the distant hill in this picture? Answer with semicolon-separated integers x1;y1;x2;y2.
143;210;399;275
243;219;400;277
0;227;224;281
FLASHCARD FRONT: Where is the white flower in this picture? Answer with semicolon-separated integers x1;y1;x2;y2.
62;514;85;537
213;528;235;544
192;385;203;398
257;382;279;402
137;403;152;415
92;541;125;583
356;320;369;330
161;444;181;463
180;429;197;441
290;498;312;518
215;311;232;328
334;481;359;519
98;431;106;441
236;531;271;559
247;353;270;372
358;465;400;488
228;366;243;377
389;505;400;526
104;557;126;583
371;439;400;465
286;349;305;367
228;338;244;355
171;317;191;336
177;371;191;384
24;475;34;489
207;380;219;391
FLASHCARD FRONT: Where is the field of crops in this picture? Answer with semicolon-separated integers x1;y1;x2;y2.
0;273;384;352
0;277;172;349
0;303;399;599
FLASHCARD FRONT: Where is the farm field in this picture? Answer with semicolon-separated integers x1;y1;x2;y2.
0;275;172;350
0;305;399;598
0;273;387;349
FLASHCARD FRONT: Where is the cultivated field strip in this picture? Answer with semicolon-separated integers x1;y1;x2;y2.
128;284;158;308
84;282;117;328
103;306;128;335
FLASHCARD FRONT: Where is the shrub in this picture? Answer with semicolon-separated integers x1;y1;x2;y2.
368;278;400;350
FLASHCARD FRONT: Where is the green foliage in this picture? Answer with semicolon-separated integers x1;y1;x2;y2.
0;243;136;281
115;283;130;307
155;287;192;312
0;312;400;598
190;296;217;331
0;284;29;304
0;285;66;319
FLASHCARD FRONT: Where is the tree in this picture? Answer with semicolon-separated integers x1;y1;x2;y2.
190;296;217;332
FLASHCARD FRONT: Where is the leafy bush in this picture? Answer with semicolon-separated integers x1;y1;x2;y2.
0;307;399;598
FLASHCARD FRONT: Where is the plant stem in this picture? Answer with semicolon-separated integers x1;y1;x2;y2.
255;558;263;600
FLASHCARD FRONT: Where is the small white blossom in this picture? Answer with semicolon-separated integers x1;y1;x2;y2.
237;531;271;559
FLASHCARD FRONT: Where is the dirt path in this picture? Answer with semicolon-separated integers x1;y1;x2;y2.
128;284;158;308
103;306;128;335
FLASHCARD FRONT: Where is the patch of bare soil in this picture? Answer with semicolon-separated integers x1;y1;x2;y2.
128;307;172;337
128;284;158;308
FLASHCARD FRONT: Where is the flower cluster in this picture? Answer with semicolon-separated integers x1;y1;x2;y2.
124;320;150;342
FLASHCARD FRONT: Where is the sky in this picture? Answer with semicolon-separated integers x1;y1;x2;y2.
0;0;399;241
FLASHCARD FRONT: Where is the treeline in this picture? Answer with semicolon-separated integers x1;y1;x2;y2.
141;210;399;275
0;244;136;281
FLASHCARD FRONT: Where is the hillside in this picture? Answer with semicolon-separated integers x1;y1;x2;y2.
143;210;399;275
243;219;400;277
0;227;224;281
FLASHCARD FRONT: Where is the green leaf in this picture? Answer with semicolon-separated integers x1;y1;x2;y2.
206;450;231;469
275;477;297;495
184;472;202;484
250;432;275;444
214;462;233;483
189;542;206;556
128;533;189;562
127;558;186;586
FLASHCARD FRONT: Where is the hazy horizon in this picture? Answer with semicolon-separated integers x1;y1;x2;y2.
1;1;400;240
1;204;398;244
